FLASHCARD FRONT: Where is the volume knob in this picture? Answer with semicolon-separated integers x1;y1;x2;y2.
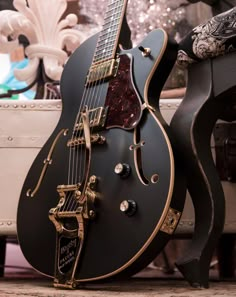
120;200;137;216
114;163;131;178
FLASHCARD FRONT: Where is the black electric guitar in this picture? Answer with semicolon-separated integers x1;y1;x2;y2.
17;0;185;289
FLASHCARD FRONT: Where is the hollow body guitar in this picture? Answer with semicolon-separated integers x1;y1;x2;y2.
17;0;185;289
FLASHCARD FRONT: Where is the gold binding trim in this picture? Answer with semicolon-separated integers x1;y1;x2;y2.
26;128;68;198
160;207;182;235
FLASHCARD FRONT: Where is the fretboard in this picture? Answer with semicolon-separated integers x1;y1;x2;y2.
92;0;128;65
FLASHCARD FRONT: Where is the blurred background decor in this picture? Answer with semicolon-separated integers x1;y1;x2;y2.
76;0;213;90
0;0;82;99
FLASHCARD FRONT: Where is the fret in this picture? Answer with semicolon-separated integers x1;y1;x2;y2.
93;55;113;64
91;0;127;65
101;20;121;34
94;50;114;58
97;32;118;45
99;22;120;37
99;23;120;36
105;8;123;18
107;1;123;8
105;5;123;15
94;52;113;60
93;51;114;61
95;46;115;57
107;0;123;9
96;36;117;48
104;10;123;21
102;18;122;30
95;45;115;56
97;35;117;47
102;19;121;31
96;39;116;52
95;45;116;59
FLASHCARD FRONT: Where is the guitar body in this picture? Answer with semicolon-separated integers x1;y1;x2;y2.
17;28;185;285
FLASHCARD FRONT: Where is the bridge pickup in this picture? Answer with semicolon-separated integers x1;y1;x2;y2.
75;106;108;131
86;58;119;85
67;134;106;148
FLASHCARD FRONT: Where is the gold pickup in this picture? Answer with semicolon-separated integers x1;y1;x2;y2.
67;134;106;147
75;106;108;131
86;58;119;84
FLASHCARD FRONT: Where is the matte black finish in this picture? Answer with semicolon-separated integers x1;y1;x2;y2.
17;29;185;282
170;51;236;288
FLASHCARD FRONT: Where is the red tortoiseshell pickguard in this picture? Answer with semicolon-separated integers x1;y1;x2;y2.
105;54;142;129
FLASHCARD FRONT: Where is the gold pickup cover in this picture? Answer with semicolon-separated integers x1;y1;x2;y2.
86;58;119;84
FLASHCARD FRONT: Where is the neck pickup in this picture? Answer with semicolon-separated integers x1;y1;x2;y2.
86;58;120;85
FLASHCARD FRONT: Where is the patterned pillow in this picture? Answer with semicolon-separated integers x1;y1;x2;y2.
177;7;236;68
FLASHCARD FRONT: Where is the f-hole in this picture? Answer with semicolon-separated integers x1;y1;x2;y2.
133;127;149;185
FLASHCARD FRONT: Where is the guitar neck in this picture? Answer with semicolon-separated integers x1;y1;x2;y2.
92;0;128;65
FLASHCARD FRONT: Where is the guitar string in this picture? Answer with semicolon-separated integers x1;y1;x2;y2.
70;0;124;212
71;0;123;211
72;0;123;185
69;1;124;210
60;0;110;212
64;0;125;212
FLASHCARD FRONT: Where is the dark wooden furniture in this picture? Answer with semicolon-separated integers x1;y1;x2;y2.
0;237;6;277
170;50;236;287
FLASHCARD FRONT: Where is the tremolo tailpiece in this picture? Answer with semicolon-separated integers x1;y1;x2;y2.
49;175;98;289
49;106;100;289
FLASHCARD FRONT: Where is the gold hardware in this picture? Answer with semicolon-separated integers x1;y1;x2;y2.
160;208;182;235
129;140;145;151
138;46;151;57
67;134;106;148
49;175;99;288
53;175;98;218
51;207;85;289
86;58;120;84
26;128;68;198
75;107;108;131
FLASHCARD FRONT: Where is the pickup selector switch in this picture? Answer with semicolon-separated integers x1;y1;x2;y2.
120;200;137;216
138;46;151;57
114;163;131;178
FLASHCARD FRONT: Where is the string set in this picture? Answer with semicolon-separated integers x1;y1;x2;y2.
59;0;126;213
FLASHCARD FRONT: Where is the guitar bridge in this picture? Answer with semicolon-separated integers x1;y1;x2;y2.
67;133;106;148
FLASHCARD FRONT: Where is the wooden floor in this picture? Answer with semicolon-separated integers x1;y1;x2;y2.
1;272;236;297
1;243;236;296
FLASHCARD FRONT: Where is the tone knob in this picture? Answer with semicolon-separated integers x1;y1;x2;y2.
114;163;131;178
120;200;137;216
